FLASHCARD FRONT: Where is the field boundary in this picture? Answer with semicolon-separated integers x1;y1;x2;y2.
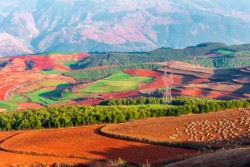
99;126;220;151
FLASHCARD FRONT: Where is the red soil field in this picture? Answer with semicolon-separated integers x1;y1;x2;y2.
176;87;242;99
18;103;43;110
0;85;11;100
1;53;89;72
139;74;190;91
1;58;26;72
102;109;250;148
179;88;203;97
0;125;198;165
0;131;91;166
123;69;162;77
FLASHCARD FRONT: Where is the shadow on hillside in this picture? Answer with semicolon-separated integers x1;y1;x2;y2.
90;128;198;166
212;68;250;99
87;125;250;166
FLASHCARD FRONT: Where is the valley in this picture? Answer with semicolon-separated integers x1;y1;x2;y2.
0;43;249;166
1;1;250;166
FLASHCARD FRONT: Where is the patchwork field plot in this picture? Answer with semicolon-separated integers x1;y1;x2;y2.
0;100;18;111
83;71;153;93
0;125;198;165
0;85;11;100
123;69;162;77
1;55;250;109
102;109;250;148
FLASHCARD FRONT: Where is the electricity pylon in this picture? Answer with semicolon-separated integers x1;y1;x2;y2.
162;63;173;104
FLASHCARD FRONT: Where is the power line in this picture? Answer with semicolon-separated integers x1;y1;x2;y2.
162;63;173;104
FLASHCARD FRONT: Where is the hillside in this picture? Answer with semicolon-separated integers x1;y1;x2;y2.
73;43;250;69
1;43;250;111
2;0;250;57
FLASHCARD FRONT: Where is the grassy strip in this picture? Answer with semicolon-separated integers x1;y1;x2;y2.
0;101;19;111
41;70;65;75
9;94;28;103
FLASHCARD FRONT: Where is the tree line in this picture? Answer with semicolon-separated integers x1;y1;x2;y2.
69;42;250;69
0;97;249;131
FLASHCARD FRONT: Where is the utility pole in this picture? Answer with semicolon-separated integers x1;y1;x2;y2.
162;63;173;104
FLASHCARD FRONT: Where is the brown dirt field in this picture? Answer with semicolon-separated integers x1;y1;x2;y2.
233;76;250;84
179;88;203;97
2;53;89;72
1;125;198;164
138;74;201;92
0;131;91;166
0;151;91;167
165;147;250;167
166;61;214;74
139;77;164;90
0;58;26;73
175;85;244;99
102;109;250;148
123;69;162;77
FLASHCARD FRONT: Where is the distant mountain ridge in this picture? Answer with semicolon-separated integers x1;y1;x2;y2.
1;0;250;57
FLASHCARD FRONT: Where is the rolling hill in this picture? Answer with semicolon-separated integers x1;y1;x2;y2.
0;43;250;111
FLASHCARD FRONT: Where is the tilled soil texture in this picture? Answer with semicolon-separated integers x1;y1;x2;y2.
0;131;91;167
102;109;250;148
0;125;198;165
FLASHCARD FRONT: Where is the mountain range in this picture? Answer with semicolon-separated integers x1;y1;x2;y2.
1;0;250;57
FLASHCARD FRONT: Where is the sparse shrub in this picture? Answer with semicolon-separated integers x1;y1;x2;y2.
107;157;128;167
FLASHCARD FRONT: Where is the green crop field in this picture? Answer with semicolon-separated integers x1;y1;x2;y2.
57;89;80;100
0;101;19;111
26;89;68;105
9;94;28;103
215;49;233;55
41;70;65;75
83;71;153;93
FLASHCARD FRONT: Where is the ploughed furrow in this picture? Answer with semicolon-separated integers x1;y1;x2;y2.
0;125;198;165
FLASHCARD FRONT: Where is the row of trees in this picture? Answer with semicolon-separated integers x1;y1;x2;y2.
64;63;162;81
0;97;250;131
100;97;163;106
